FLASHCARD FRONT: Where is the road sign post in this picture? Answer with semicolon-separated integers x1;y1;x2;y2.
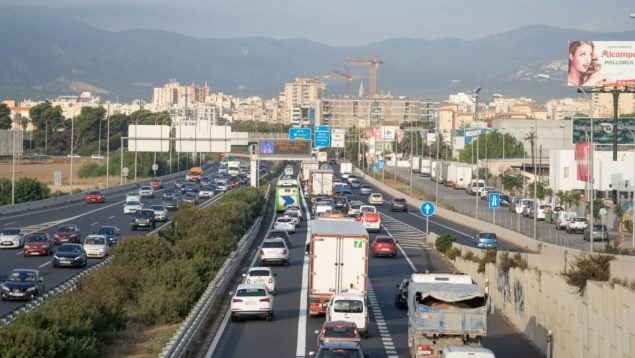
488;192;500;226
420;201;436;238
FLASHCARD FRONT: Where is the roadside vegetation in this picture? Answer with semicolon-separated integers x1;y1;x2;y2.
0;187;264;357
0;177;50;205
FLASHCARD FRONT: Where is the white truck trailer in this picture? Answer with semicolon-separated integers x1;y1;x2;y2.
308;219;369;316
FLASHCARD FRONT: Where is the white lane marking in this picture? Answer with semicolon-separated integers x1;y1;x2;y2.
38;261;51;268
368;283;397;358
108;215;115;219
3;222;16;226
19;201;124;235
15;251;24;256
296;179;311;358
91;222;99;226
408;211;472;239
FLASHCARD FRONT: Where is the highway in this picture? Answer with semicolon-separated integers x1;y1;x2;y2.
0;163;225;319
208;166;544;357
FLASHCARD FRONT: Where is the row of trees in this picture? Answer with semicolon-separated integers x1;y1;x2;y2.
0;186;265;356
0;178;50;205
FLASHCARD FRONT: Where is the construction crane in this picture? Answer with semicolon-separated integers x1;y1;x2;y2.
338;53;384;98
332;69;354;97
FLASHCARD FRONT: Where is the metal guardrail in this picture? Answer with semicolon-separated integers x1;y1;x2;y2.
160;184;271;357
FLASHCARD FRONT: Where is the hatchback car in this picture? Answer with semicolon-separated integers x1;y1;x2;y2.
350;179;362;189
138;185;155;198
23;232;53;256
95;226;121;246
162;196;179;211
85;191;105;203
1;269;45;301
181;192;199;205
0;228;24;249
52;224;81;245
309;341;369;358
372;236;398;257
83;235;110;258
53;243;87;268
359;185;373;195
243;267;277;294
315;320;362;347
150;204;168;222
584;224;609;242
394;277;409;309
273;216;296;234
198;185;215;199
368;193;384;205
390;198;408;212
473;232;498;249
567;217;588;234
284;205;303;221
260;238;290;266
130;209;157;231
230;283;274;321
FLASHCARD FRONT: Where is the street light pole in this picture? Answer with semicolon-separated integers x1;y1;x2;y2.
70;116;74;195
501;128;506;193
533;116;538;241
106;105;110;188
474;86;482;220
134;110;151;182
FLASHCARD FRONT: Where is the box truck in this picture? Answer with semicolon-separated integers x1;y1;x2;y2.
420;158;431;177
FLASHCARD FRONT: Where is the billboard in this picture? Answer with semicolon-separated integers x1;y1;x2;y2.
128;125;170;152
258;139;311;157
572;117;635;144
174;124;231;153
331;128;345;148
568;41;635;87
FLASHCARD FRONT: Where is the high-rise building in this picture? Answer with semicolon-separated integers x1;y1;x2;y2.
283;78;326;126
152;80;209;110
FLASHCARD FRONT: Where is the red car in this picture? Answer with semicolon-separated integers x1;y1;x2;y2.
53;224;81;245
371;236;398;258
23;232;54;256
85;191;105;203
230;178;240;189
149;178;163;189
316;320;362;347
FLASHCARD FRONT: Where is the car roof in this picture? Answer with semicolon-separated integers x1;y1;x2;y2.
318;340;362;349
331;292;366;300
236;283;268;290
249;266;272;272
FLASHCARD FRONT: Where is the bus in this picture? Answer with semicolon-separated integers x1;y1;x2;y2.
275;182;301;212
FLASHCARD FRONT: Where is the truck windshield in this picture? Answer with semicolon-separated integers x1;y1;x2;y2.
332;299;364;313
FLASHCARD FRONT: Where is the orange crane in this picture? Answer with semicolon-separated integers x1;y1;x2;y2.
332;69;354;96
338;53;384;98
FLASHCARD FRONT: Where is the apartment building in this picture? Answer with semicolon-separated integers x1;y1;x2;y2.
316;98;435;129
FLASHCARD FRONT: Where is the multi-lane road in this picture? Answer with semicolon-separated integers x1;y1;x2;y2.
208;166;544;357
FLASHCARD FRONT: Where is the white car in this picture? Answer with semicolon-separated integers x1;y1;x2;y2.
138;186;155;198
368;193;384;205
123;200;143;214
260;238;289;266
125;192;141;203
0;228;24;249
198;186;215;199
347;201;364;217
230;283;274;321
150;204;168;221
273;216;296;233
243;267;277;294
284;166;294;176
284;205;303;221
83;234;109;258
359;205;377;214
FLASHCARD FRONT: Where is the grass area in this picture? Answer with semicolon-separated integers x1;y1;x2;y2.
101;319;180;357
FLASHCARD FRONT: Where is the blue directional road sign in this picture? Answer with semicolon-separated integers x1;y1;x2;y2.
314;125;331;148
376;159;384;170
420;201;436;217
289;127;312;140
489;192;501;209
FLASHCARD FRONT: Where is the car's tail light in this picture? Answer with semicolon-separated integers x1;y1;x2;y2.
232;298;243;303
283;249;287;254
246;279;251;283
417;345;433;355
259;250;264;256
259;298;270;302
268;278;273;283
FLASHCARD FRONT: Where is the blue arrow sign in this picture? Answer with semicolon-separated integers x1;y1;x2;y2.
282;195;295;207
420;201;436;217
289;127;312;140
489;192;500;209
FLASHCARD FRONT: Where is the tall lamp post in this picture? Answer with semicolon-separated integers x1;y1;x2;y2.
134;110;151;182
473;85;482;220
69;115;74;195
624;127;635;246
105;105;111;188
536;74;594;251
501;127;506;193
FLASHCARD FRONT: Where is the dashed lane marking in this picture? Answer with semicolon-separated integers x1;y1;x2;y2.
368;284;399;358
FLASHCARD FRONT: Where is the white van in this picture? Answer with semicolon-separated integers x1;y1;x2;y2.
466;179;485;195
515;199;533;215
555;211;576;230
326;293;369;337
442;346;495;358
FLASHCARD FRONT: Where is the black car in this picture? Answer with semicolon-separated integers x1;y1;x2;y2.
334;196;349;211
394;278;409;309
1;269;45;301
390;198;408;212
130;209;157;231
181;182;199;194
329;159;337;165
500;194;511;207
53;243;87;268
95;226;121;246
163;196;179;211
163;188;178;199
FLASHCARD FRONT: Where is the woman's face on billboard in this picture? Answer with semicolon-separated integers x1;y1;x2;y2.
570;43;593;74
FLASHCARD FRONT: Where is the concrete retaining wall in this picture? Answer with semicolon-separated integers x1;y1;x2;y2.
362;167;635;357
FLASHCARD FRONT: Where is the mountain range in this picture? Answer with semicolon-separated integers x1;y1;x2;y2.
1;9;634;103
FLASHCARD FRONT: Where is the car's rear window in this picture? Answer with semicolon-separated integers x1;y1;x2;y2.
26;234;48;242
332;299;364;313
324;326;357;338
477;233;496;240
236;288;267;297
263;241;285;248
85;237;106;245
375;237;394;243
394;198;406;203
1;229;21;235
249;270;270;277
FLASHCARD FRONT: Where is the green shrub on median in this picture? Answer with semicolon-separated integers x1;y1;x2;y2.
435;233;455;254
0;186;265;357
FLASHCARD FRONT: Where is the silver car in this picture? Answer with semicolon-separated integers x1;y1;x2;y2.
138;186;155;198
150;204;168;221
259;238;289;266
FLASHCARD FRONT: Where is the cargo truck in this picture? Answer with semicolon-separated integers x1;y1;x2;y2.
308;219;369;316
420;158;431;177
317;151;328;164
430;161;439;182
227;160;241;176
407;273;490;357
411;155;422;173
301;160;320;183
339;162;353;178
454;164;473;190
309;168;334;198
185;167;203;182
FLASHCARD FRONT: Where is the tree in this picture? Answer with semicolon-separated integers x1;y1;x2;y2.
501;173;524;195
29;101;65;152
458;131;525;163
524;130;536;173
0;103;11;129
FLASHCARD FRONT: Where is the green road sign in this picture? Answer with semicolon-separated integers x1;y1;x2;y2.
572;117;635;145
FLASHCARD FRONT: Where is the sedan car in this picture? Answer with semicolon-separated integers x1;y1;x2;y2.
368;193;384;205
138;185;155;198
284;205;303;221
52;224;81;245
230;283;274;322
53;243;87;268
85;191;105;203
243;267;277;294
394;278;409;309
389;198;408;212
371;236;398;257
124;200;143;215
359;185;373;195
150;204;168;222
473;232;498;249
1;269;45;301
273;216;296;234
181;192;199;205
0;228;24;249
162;196;179;211
584;224;609;242
198;185;215;199
83;235;109;258
95;226;120;246
23;232;53;256
315;320;362;347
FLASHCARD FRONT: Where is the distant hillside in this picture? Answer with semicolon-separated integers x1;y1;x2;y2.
1;9;634;102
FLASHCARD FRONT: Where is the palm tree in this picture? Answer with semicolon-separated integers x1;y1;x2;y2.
524;130;536;175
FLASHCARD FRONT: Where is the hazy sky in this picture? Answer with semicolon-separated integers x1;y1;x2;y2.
4;0;635;46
